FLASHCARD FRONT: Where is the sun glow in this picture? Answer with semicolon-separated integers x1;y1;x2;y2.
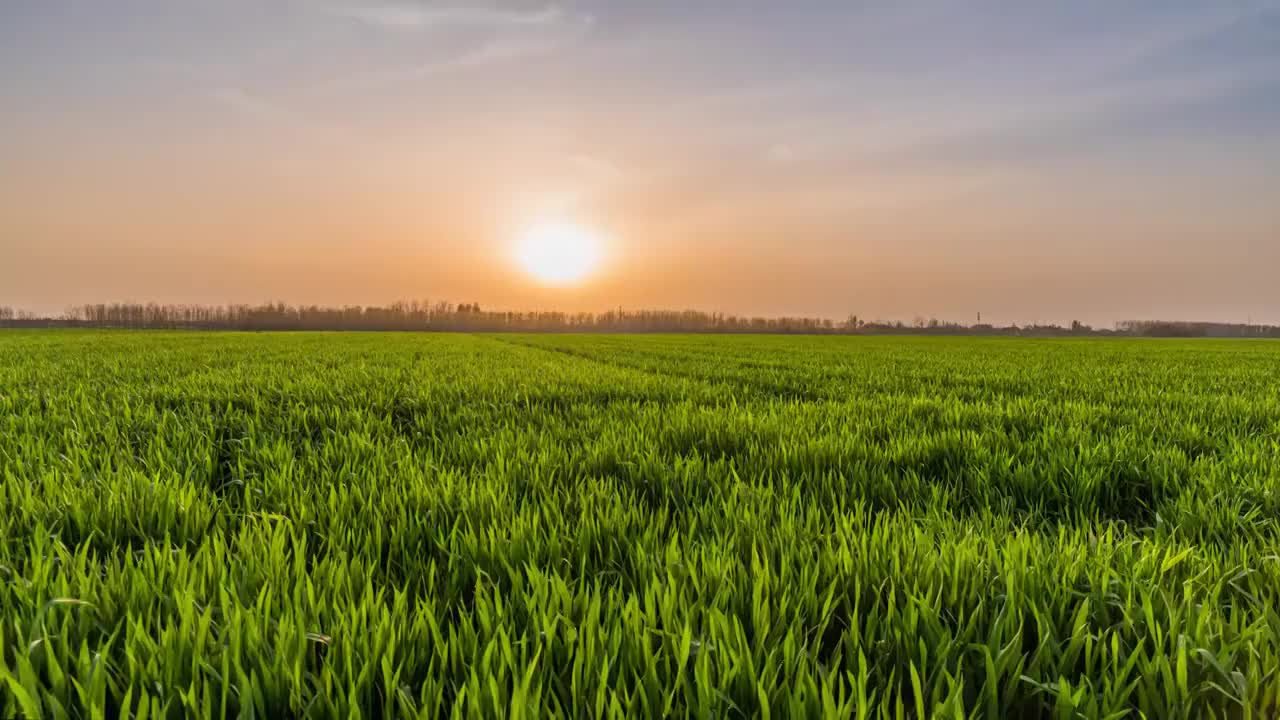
513;220;604;285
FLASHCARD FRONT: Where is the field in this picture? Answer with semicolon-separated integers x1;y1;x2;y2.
2;331;1280;718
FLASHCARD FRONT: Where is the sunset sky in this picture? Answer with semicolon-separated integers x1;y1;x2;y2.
3;1;1278;326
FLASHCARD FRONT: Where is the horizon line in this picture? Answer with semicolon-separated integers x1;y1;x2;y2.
2;300;1278;332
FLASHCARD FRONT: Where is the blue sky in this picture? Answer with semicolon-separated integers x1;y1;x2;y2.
3;1;1278;324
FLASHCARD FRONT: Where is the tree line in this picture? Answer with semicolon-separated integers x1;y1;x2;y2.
2;302;842;333
0;302;1277;337
1114;320;1280;338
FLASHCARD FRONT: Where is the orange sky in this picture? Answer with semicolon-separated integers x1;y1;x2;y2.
3;1;1279;326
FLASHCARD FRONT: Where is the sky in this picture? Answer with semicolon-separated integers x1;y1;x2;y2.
2;0;1279;326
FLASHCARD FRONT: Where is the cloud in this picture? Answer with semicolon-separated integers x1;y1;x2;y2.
742;61;1278;183
324;2;564;30
401;32;568;78
735;0;1280;169
892;58;1280;155
209;88;286;120
305;2;592;92
567;153;623;186
1096;0;1280;70
310;30;581;91
209;87;370;145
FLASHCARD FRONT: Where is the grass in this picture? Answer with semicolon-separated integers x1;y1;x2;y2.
2;330;1279;718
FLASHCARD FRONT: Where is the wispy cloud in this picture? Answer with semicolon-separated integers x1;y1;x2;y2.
1094;0;1280;71
209;87;287;121
208;87;371;145
567;153;624;186
730;1;1280;171
400;31;573;78
771;56;1280;169
303;2;592;93
323;2;564;31
305;34;577;94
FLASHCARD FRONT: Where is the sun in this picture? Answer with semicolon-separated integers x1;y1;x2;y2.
513;220;604;285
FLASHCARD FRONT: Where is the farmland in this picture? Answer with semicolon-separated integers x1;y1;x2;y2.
2;331;1279;718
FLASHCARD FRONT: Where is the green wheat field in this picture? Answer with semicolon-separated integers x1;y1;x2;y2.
3;331;1280;718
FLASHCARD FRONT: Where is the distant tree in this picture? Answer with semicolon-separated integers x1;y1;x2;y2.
7;300;1275;337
